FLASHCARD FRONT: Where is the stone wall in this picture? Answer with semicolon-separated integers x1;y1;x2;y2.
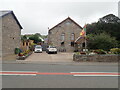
73;54;120;62
48;18;82;52
2;13;21;60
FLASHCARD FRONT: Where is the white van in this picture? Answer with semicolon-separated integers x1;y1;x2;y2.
34;45;42;53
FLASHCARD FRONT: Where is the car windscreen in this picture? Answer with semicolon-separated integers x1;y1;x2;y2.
49;46;56;48
35;46;42;48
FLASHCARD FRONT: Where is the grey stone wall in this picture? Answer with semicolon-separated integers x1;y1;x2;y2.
48;18;82;52
73;54;120;62
2;14;21;57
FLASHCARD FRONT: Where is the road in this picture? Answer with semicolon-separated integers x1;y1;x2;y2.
2;62;119;88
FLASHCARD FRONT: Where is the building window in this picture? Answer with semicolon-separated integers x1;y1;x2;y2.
61;33;65;46
23;42;25;46
71;33;75;41
82;42;85;47
71;33;75;47
61;33;65;42
66;21;71;25
61;42;64;46
48;31;52;34
26;42;28;46
71;42;74;47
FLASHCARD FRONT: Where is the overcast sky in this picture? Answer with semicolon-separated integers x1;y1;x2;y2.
0;0;119;35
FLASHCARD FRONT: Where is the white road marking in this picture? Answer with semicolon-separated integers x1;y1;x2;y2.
71;72;119;77
0;71;38;72
1;74;37;76
70;72;118;73
0;71;38;76
73;75;120;77
0;71;119;76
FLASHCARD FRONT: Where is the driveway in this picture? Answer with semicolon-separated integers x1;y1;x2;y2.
25;52;74;62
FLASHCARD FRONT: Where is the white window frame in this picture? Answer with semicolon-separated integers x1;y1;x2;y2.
61;33;65;42
71;33;75;41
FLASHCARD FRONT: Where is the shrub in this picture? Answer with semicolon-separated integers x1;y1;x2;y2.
15;48;20;54
87;33;118;51
94;49;106;54
80;52;86;55
25;50;30;53
18;50;31;56
75;52;80;55
110;48;120;54
18;53;24;56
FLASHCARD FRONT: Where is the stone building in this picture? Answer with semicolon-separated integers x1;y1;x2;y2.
0;11;22;60
48;17;83;52
20;40;34;51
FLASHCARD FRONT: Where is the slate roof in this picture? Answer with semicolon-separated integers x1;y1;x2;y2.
49;17;83;31
0;10;23;29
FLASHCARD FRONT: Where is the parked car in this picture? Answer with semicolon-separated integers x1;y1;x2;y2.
46;46;57;54
34;45;42;53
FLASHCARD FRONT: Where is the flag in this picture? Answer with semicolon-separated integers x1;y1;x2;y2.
80;24;86;36
80;30;85;36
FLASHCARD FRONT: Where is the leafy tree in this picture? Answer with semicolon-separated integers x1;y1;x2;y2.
87;32;118;51
21;35;27;41
98;14;120;23
86;14;120;41
35;33;41;37
29;34;42;44
41;35;48;39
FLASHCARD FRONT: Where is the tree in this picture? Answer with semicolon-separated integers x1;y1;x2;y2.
98;14;120;23
35;33;41;37
21;35;27;41
87;32;118;51
29;34;42;44
86;14;120;41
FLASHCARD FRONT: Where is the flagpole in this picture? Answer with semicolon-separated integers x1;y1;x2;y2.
80;24;87;53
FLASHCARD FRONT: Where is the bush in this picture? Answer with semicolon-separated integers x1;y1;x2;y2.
80;52;86;55
94;49;106;54
15;48;20;54
18;50;31;56
87;32;118;51
18;53;24;56
75;52;80;55
110;48;120;54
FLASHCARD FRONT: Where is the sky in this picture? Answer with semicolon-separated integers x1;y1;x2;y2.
0;0;119;35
